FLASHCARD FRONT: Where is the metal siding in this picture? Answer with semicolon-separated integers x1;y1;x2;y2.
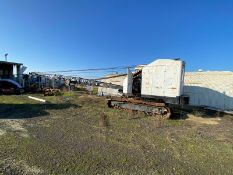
98;75;127;86
184;72;233;110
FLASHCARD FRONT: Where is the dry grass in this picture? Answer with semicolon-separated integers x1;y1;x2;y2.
0;93;233;175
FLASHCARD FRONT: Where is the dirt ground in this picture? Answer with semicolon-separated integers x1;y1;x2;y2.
0;92;233;175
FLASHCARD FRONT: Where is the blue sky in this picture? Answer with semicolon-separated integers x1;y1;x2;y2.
0;0;233;75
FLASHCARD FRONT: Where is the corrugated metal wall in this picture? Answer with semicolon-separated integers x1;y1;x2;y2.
98;75;126;86
184;72;233;110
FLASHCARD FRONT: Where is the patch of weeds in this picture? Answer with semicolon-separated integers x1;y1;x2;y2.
224;114;233;121
62;91;77;97
92;86;99;95
166;119;184;127
174;134;233;174
44;96;57;102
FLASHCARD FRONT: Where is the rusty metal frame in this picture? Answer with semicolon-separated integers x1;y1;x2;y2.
110;97;165;107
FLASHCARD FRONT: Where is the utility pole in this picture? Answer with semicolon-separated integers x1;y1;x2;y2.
4;53;8;61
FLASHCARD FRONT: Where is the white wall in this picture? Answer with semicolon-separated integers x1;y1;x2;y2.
184;71;233;110
98;75;127;86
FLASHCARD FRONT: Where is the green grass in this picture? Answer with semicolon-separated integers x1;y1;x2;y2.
92;86;99;95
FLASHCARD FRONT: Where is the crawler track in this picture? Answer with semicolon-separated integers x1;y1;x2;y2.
108;97;171;119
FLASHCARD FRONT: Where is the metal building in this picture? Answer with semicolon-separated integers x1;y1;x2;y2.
184;71;233;111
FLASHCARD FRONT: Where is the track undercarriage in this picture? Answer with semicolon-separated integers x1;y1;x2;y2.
108;97;172;119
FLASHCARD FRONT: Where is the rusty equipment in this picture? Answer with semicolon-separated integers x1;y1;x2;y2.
108;97;171;118
106;59;187;119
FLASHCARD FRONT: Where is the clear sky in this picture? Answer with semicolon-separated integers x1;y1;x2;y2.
0;0;233;74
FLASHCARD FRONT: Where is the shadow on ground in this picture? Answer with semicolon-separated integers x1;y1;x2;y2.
170;108;227;120
0;103;79;119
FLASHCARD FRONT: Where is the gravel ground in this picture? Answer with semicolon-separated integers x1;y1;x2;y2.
0;93;233;175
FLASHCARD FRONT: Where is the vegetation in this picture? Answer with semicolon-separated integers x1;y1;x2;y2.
0;92;233;174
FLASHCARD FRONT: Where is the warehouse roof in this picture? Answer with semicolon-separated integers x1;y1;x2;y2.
96;73;127;80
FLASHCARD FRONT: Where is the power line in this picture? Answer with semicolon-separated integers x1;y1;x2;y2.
39;65;137;73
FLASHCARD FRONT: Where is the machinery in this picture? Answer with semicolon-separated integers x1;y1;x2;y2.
0;79;24;95
107;59;187;118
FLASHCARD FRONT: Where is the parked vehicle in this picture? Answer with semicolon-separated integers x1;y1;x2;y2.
0;79;24;95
